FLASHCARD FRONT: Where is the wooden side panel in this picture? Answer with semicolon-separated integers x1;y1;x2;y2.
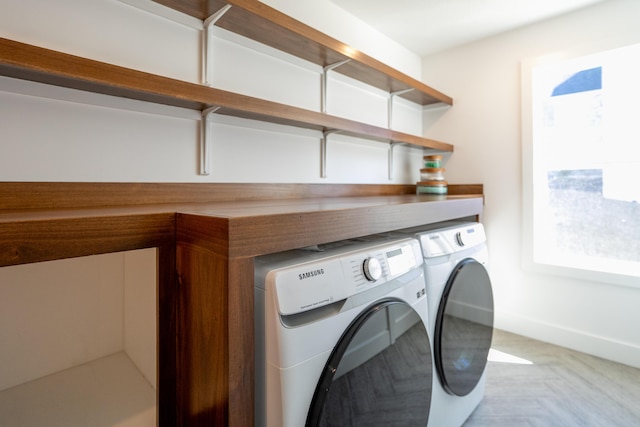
176;241;230;425
157;244;179;426
226;256;255;427
176;213;255;427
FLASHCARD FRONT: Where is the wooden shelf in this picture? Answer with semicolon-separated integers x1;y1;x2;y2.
0;37;452;152
154;0;452;107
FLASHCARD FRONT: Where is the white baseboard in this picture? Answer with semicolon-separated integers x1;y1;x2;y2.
495;311;640;369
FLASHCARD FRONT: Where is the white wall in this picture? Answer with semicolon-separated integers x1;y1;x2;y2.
422;0;640;367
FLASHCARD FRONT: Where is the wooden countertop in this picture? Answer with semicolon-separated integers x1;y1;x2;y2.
1;189;482;266
176;194;483;258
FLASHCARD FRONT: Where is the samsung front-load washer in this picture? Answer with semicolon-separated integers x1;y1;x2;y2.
411;222;494;427
254;236;433;427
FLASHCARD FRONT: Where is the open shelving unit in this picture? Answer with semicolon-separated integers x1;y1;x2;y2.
0;0;454;176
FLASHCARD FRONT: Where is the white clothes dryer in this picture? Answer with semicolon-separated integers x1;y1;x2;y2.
254;237;434;427
401;222;493;427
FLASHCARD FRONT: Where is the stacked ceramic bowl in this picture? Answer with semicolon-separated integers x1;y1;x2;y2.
417;155;447;195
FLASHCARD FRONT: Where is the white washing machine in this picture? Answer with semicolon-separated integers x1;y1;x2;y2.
409;222;494;427
254;236;434;427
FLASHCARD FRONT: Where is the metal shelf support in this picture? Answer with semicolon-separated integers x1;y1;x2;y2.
203;5;233;86
200;106;221;175
321;59;351;113
388;89;414;128
321;130;340;178
388;141;404;181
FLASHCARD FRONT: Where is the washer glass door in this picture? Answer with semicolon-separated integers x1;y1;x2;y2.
435;258;494;396
306;299;432;427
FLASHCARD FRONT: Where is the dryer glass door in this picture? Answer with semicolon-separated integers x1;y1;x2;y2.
435;258;494;396
306;299;432;427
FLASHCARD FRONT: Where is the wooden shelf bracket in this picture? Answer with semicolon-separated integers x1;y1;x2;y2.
388;88;415;129
202;4;233;86
321;59;351;113
200;106;221;175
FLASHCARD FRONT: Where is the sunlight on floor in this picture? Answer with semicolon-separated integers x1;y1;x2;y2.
488;348;534;365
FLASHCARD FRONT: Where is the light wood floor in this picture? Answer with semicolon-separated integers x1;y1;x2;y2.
463;329;640;427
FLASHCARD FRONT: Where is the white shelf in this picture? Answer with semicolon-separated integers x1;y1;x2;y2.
0;352;156;427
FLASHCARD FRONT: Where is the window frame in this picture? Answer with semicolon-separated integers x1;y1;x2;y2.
521;38;640;289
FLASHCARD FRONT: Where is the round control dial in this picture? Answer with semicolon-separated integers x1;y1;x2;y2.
363;257;383;281
455;231;467;247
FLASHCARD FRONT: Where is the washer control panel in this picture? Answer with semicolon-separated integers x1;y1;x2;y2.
268;238;422;316
418;222;486;257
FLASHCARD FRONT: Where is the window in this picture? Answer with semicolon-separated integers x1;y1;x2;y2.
522;41;640;287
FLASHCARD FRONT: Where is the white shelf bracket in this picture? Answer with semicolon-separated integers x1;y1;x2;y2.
388;141;404;181
388;88;414;128
200;106;221;175
321;59;351;113
202;4;232;86
321;130;340;178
